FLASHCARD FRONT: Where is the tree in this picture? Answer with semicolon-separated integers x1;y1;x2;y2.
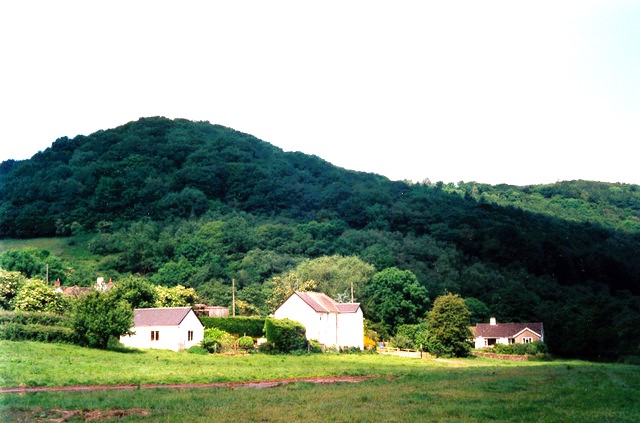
71;291;133;349
464;297;490;325
426;294;472;357
108;276;157;308
155;284;198;307
264;271;317;313
152;258;197;287
12;279;67;313
362;267;429;335
294;255;375;302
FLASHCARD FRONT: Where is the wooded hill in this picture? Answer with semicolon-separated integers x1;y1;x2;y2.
1;117;639;358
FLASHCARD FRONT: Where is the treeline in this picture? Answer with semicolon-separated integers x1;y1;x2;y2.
0;117;639;359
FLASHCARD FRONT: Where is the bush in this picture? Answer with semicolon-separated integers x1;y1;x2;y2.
308;339;323;353
390;333;413;349
263;318;307;353
363;336;377;350
394;323;428;350
201;328;235;353
0;323;75;343
237;335;255;350
200;316;265;338
187;346;209;355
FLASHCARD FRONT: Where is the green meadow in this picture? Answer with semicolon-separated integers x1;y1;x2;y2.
1;341;639;422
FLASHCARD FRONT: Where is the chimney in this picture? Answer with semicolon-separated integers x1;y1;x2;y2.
490;317;497;326
54;278;61;287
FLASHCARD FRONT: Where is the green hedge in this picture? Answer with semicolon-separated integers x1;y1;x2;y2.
493;341;548;355
263;317;307;353
0;310;69;327
200;316;265;337
0;323;75;343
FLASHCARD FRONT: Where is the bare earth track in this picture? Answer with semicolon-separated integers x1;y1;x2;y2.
0;375;375;394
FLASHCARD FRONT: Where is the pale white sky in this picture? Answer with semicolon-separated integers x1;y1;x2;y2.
1;1;639;186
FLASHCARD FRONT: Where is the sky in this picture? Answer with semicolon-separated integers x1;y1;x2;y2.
1;1;639;186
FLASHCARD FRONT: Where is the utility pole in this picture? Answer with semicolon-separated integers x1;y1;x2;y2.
232;278;236;317
46;264;49;285
350;281;354;303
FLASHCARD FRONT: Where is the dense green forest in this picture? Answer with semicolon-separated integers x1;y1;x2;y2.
1;117;639;359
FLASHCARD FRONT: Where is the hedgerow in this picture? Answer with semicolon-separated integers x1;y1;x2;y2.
0;310;69;327
200;316;265;337
0;323;75;343
493;341;548;355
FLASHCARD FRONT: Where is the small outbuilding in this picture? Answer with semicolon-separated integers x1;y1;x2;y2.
119;307;204;351
274;291;364;350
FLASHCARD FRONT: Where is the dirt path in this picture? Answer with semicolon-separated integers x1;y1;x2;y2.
0;375;375;394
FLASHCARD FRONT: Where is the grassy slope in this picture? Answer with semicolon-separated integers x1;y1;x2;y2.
1;342;639;422
0;235;100;269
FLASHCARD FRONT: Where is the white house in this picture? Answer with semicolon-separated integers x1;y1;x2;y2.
472;317;544;349
274;291;364;350
119;307;204;351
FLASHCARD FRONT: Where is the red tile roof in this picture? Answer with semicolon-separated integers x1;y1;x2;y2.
294;292;360;314
133;307;197;327
475;322;543;338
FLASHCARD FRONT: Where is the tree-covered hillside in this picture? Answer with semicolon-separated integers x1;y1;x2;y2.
1;117;639;358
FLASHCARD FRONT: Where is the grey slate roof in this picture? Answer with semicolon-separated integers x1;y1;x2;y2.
294;292;360;314
133;307;198;327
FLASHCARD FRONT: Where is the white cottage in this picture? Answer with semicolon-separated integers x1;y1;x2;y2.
119;307;204;351
274;291;364;350
473;317;544;349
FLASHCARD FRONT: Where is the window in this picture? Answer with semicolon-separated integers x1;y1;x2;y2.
151;330;160;341
522;337;532;344
188;331;194;341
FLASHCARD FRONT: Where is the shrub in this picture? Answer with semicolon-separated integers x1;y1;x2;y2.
308;339;323;353
339;346;362;354
390;333;413;349
201;328;235;353
237;335;255;350
363;336;377;350
263;318;307;353
394;323;428;350
200;316;265;338
187;346;209;355
12;279;67;313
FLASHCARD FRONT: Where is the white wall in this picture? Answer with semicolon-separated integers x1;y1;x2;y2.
337;308;364;349
120;311;204;351
274;294;364;349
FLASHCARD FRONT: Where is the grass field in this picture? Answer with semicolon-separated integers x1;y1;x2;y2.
0;235;98;263
1;341;639;422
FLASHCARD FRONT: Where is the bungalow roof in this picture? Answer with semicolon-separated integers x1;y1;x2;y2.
475;322;543;338
133;307;200;327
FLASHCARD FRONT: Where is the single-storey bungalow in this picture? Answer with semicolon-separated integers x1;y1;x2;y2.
274;291;364;350
119;307;204;351
473;317;544;349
